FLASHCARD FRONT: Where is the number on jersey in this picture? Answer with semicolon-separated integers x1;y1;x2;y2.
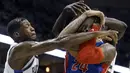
71;60;88;73
32;65;38;73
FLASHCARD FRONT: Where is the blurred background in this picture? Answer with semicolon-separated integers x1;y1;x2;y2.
0;0;130;73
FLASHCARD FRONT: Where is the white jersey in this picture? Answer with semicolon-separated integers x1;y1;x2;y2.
4;43;39;73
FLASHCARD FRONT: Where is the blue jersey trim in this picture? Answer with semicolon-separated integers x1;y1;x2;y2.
96;41;104;47
14;70;23;73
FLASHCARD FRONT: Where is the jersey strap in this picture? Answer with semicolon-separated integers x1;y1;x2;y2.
22;56;35;71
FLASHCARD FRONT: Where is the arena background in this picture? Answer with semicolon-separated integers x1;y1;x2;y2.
0;0;130;73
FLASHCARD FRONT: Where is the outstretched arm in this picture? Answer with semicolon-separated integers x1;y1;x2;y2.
9;30;117;61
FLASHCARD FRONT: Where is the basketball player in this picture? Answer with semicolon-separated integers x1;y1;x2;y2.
52;2;127;73
58;10;118;73
59;14;126;73
62;17;127;73
4;10;117;73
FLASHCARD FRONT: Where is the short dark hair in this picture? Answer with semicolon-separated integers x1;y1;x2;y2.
7;17;26;37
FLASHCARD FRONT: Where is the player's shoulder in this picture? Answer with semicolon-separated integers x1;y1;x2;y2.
9;42;18;53
10;42;18;48
8;41;38;56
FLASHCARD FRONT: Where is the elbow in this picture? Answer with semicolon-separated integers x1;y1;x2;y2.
121;22;127;30
118;22;127;39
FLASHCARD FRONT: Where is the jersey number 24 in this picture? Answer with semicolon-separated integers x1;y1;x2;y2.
71;60;88;73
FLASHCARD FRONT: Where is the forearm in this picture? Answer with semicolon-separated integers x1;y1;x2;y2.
59;31;110;49
58;13;88;37
31;31;99;53
31;39;63;53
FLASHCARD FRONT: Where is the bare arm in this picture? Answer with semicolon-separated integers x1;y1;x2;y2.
59;10;105;37
9;40;63;61
105;17;127;40
52;2;90;36
9;30;117;61
58;12;88;37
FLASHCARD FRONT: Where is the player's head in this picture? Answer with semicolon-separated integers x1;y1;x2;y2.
89;16;104;31
7;18;36;42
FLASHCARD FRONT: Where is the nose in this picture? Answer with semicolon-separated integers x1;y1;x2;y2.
30;26;35;31
85;25;91;31
85;27;90;32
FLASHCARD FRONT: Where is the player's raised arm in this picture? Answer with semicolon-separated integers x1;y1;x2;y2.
52;1;89;36
58;10;105;37
105;17;127;40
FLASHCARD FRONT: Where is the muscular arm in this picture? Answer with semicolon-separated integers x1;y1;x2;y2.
59;10;104;37
105;17;127;40
9;31;114;61
58;12;88;37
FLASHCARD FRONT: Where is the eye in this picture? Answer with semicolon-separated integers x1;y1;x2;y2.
24;23;32;28
24;24;29;28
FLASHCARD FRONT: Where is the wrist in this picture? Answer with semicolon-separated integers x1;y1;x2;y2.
95;31;107;37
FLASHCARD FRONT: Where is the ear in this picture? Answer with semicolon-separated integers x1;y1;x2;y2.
13;32;20;38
